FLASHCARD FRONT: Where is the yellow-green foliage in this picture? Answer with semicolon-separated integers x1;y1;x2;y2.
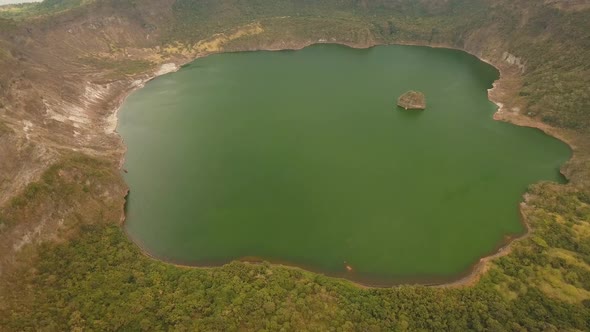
491;183;590;307
1;154;125;232
1;210;589;331
0;3;37;19
78;56;154;79
1;161;590;331
220;16;376;51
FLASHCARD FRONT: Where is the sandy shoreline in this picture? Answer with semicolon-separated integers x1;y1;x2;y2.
114;40;576;289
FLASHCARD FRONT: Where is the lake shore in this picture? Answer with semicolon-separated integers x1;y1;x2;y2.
113;40;577;289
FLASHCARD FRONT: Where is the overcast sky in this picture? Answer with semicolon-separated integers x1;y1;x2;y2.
0;0;41;5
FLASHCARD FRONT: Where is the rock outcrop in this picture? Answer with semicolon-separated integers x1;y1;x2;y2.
397;91;426;110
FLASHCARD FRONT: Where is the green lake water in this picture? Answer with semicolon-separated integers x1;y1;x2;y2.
119;44;570;285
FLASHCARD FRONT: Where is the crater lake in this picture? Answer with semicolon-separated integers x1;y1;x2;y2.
118;44;570;285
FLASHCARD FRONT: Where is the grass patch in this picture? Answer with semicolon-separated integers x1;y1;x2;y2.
1;153;125;231
78;56;155;79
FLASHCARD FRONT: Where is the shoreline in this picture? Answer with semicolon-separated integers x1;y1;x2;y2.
114;40;576;289
124;219;528;288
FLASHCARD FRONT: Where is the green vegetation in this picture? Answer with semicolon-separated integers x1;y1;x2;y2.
492;4;590;131
78;56;155;80
0;0;589;330
0;4;37;20
163;0;590;132
0;154;125;234
1;180;589;330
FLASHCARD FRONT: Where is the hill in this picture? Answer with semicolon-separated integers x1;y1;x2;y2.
0;0;589;330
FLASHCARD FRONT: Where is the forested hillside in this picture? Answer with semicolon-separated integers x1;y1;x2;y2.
0;0;589;330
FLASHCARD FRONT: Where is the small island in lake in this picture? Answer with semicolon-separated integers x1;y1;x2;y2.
397;90;426;110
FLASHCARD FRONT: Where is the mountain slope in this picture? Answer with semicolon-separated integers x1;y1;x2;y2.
0;0;589;330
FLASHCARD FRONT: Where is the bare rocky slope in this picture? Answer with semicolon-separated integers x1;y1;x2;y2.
0;0;589;330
